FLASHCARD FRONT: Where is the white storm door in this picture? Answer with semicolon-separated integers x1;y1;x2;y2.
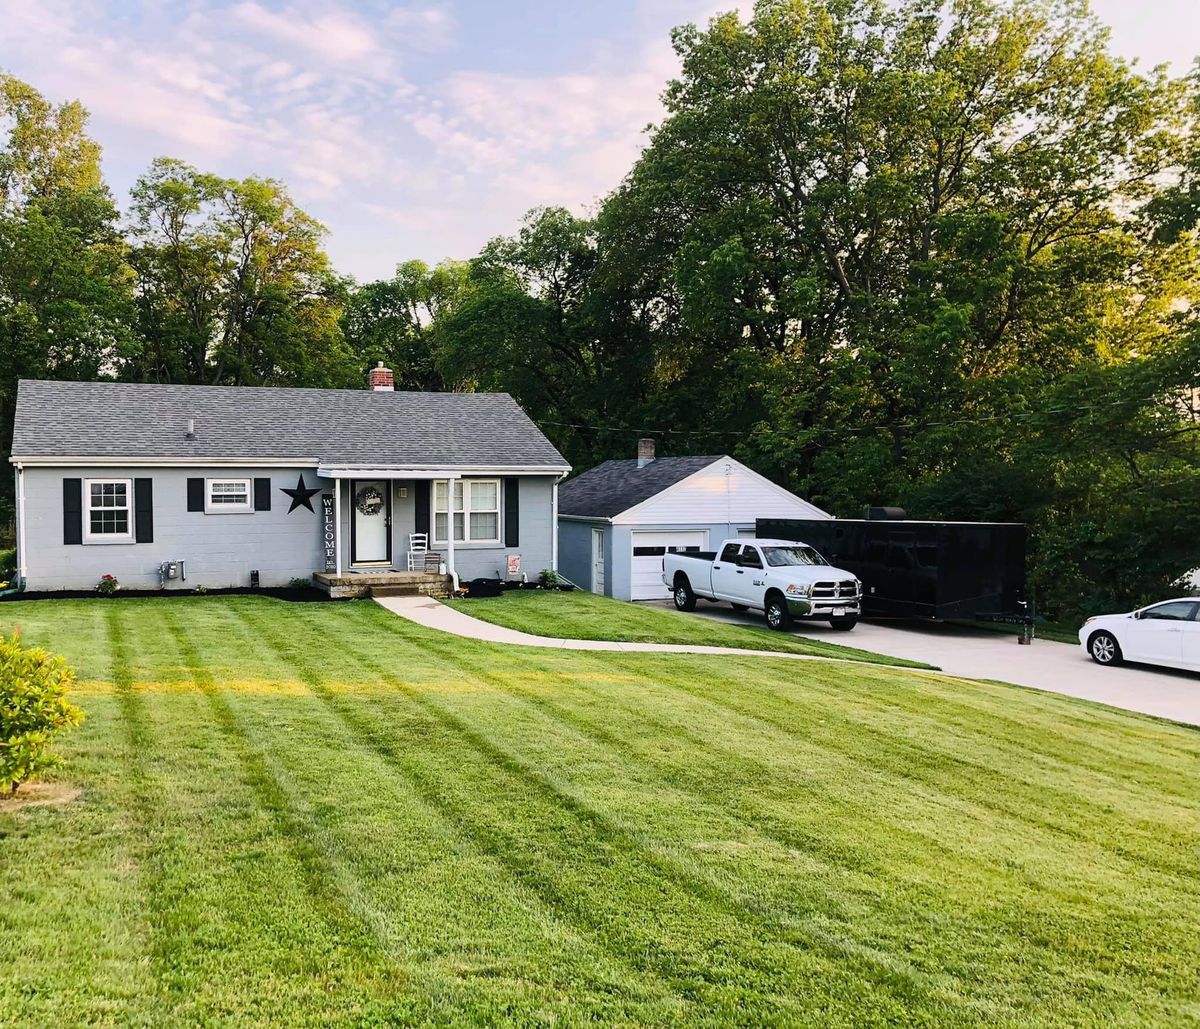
630;530;707;601
591;529;606;594
351;480;390;564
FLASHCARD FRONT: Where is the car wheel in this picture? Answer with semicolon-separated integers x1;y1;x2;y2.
830;616;858;631
673;577;697;612
764;594;792;631
1088;630;1122;666
731;603;748;612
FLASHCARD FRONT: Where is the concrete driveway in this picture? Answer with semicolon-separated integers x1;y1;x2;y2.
646;600;1200;726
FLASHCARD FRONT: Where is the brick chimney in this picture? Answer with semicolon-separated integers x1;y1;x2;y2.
368;361;394;391
637;438;655;468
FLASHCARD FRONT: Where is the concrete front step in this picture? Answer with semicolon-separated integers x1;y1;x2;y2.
313;570;452;599
371;583;452;599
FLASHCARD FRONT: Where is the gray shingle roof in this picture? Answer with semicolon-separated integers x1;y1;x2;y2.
11;379;569;469
557;456;723;518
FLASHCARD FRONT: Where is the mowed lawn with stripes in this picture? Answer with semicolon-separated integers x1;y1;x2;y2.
0;597;1196;1026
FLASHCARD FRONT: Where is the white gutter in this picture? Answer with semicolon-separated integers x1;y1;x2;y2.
10;456;321;468
558;513;613;523
317;465;569;478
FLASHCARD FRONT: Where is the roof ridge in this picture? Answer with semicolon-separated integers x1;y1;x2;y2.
17;378;515;400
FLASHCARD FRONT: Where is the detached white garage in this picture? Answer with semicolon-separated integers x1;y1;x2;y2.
557;441;830;602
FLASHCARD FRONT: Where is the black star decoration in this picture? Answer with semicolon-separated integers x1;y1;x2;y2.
281;474;322;513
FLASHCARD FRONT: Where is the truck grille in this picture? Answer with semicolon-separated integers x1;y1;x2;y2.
811;579;859;600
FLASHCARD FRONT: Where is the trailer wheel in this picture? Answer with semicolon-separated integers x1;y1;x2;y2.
673;575;697;612
764;593;792;631
829;616;858;631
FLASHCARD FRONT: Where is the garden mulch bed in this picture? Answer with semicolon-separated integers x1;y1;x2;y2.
0;587;332;603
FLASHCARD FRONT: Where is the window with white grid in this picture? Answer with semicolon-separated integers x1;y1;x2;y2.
433;479;500;543
206;478;252;513
85;479;132;540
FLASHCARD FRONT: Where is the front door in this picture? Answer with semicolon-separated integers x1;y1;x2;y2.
351;480;391;565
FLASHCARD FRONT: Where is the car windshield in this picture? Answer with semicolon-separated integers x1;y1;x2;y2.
763;545;825;567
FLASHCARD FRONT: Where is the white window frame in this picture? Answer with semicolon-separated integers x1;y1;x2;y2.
84;478;134;541
205;477;253;514
432;478;501;545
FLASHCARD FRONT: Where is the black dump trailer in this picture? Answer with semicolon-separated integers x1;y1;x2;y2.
757;514;1026;621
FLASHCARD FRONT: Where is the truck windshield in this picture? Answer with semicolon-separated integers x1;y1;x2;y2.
763;545;825;567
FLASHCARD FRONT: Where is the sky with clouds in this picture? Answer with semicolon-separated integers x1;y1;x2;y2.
1;0;1196;282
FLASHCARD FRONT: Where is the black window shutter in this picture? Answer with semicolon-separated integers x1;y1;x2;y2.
414;480;430;536
63;478;83;545
134;478;153;543
504;478;520;547
187;477;204;512
254;477;271;511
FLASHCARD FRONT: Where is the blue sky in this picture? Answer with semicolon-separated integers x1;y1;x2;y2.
1;0;1196;282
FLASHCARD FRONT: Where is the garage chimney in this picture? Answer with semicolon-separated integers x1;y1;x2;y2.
368;361;394;391
637;438;655;468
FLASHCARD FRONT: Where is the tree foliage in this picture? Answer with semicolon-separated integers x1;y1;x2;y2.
341;258;467;391
126;158;355;386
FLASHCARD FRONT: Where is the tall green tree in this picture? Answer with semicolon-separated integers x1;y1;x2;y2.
436;206;667;468
0;75;135;520
126;158;355;387
580;0;1196;618
341;258;468;391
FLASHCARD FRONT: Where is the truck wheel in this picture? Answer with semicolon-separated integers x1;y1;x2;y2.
764;594;792;631
829;616;858;631
1087;630;1122;666
731;603;748;612
673;577;697;612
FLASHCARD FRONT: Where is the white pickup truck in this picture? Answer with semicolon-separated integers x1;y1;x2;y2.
662;538;863;631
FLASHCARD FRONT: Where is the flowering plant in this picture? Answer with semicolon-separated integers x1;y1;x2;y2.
96;574;120;596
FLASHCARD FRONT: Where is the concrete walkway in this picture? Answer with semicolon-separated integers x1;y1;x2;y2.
373;595;831;662
646;600;1200;726
375;595;1200;726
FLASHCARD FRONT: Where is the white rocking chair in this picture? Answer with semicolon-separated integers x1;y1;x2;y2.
407;532;429;571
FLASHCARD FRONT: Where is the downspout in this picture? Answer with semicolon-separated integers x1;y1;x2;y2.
2;464;28;596
551;472;564;572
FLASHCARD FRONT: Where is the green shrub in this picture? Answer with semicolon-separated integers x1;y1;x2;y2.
96;574;119;596
287;576;314;590
0;632;84;794
0;548;15;575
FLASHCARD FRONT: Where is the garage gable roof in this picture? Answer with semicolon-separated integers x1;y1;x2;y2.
557;456;724;518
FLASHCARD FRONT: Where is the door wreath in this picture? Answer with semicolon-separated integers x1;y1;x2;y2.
355;485;385;516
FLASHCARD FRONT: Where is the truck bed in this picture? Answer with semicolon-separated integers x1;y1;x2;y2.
671;551;717;563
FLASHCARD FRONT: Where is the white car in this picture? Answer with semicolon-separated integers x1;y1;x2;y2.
1079;598;1200;672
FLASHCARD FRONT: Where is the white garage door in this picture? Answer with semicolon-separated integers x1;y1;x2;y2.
630;530;708;601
